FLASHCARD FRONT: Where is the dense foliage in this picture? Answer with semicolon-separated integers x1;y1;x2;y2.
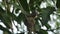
0;0;60;34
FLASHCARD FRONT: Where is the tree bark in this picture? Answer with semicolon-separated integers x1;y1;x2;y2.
24;16;36;34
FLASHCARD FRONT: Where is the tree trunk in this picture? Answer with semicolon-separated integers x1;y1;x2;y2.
24;16;36;34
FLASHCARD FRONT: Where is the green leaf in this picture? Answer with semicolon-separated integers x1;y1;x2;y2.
35;18;41;31
16;13;25;24
1;14;12;28
40;6;55;25
19;0;30;14
56;0;60;8
35;24;40;31
29;0;35;11
0;6;5;13
41;8;50;25
0;25;12;34
35;0;43;7
37;29;48;34
45;24;51;29
0;7;12;28
56;22;60;29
